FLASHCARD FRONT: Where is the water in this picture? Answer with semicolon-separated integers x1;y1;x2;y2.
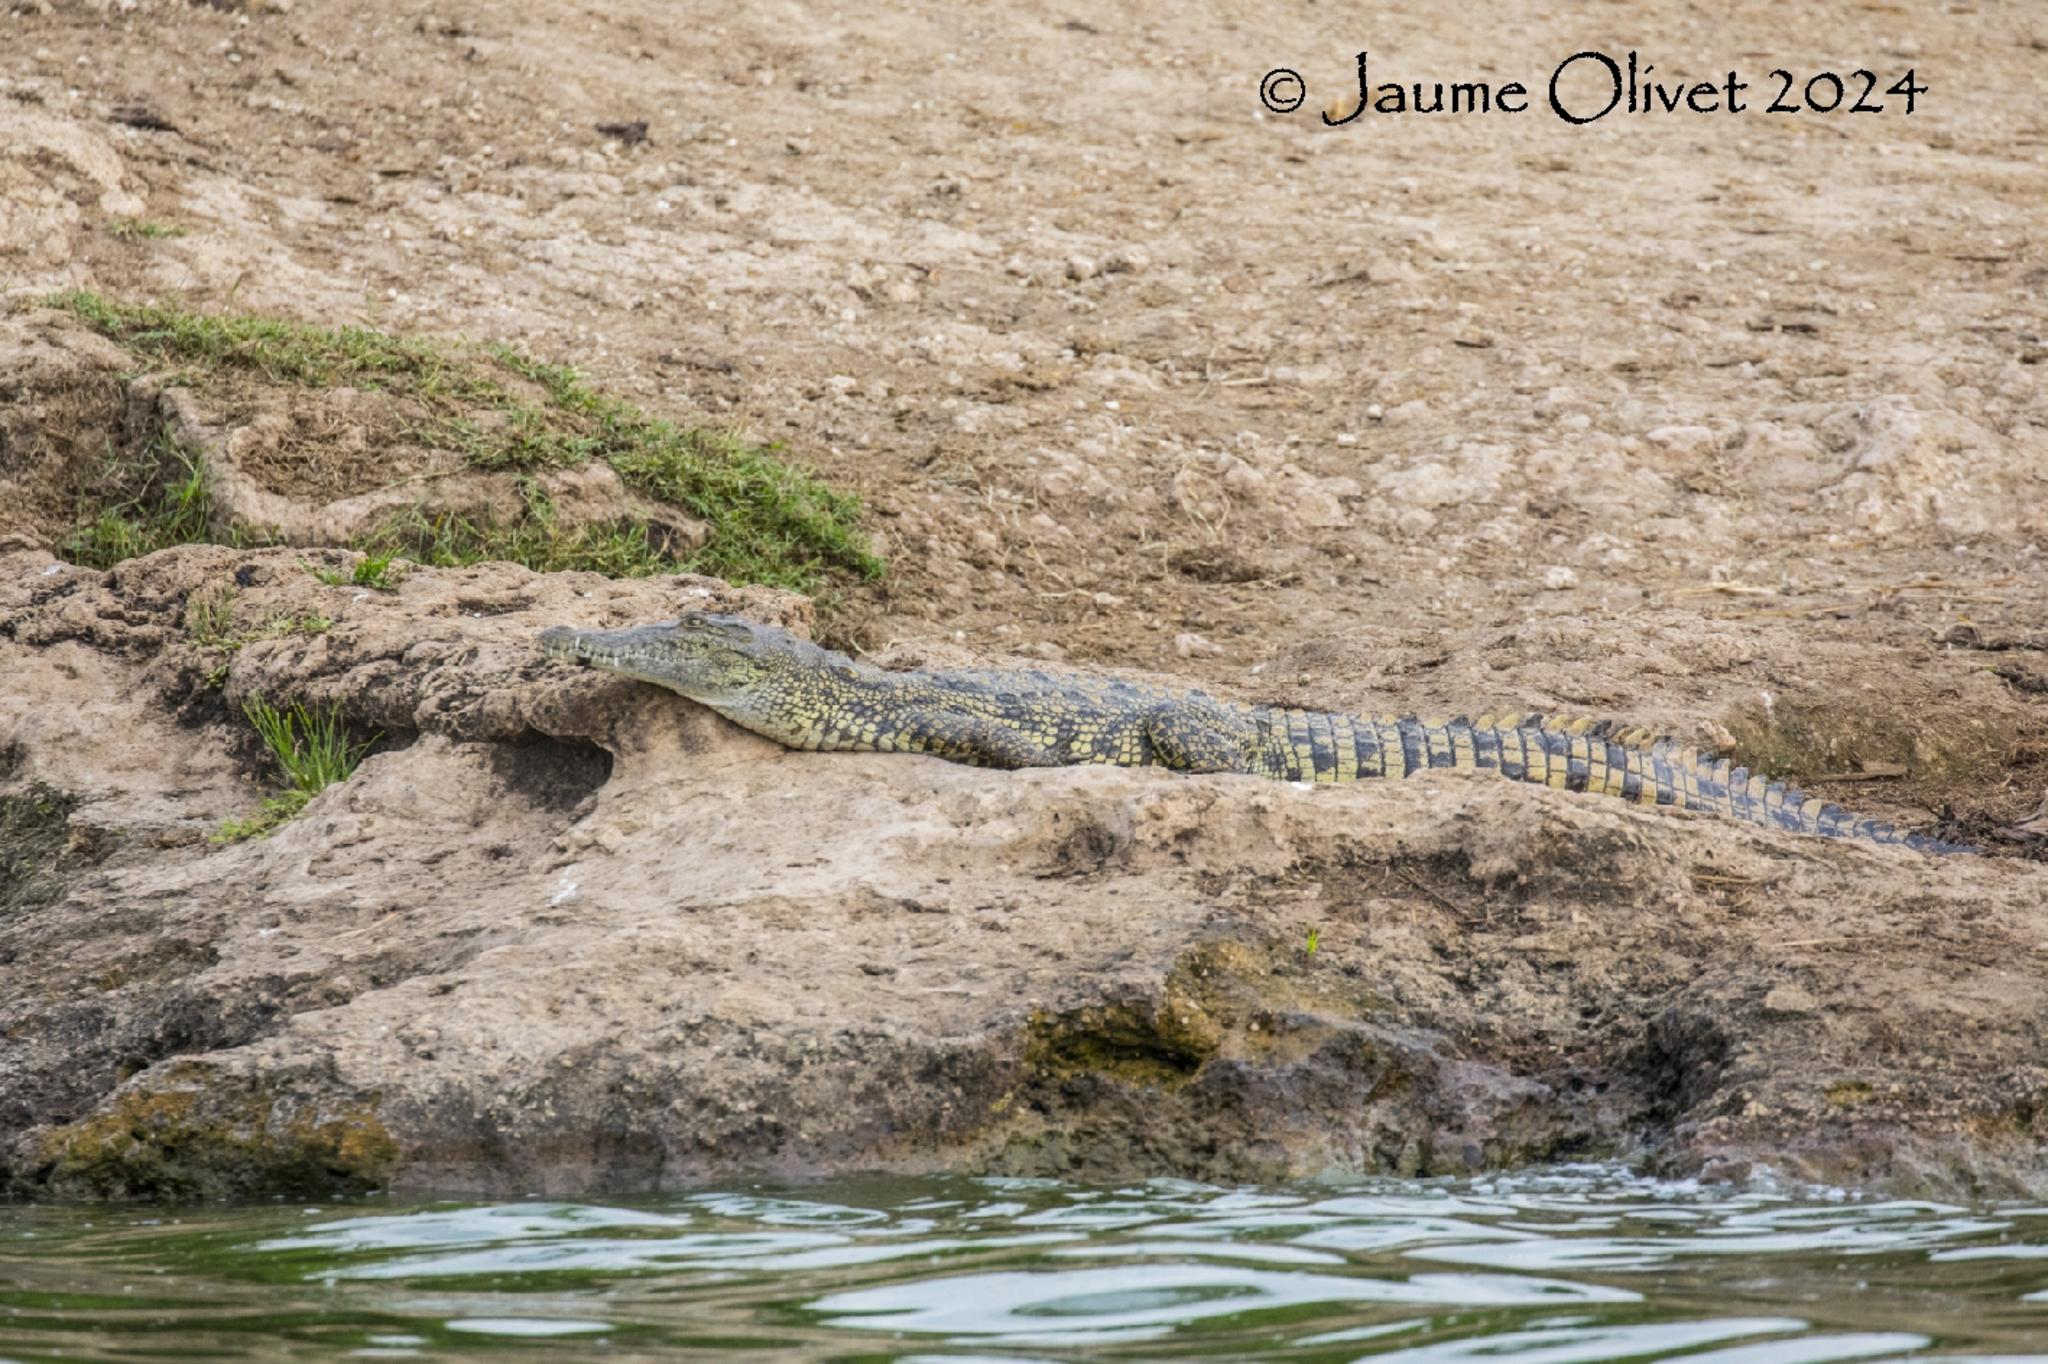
3;1167;2046;1361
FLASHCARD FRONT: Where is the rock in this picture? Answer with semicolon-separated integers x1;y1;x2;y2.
1392;505;1439;536
1732;420;1835;493
1103;246;1149;274
4;543;2047;1200
1168;466;1227;522
1645;424;1716;455
1819;394;2042;537
1373;445;1507;508
1541;565;1578;590
0;105;145;279
1220;457;1267;496
1275;465;1356;528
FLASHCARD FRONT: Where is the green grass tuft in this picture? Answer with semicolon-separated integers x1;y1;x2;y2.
256;610;332;638
349;550;405;590
183;586;239;650
213;791;311;843
246;696;374;797
214;696;376;843
356;485;671;578
106;219;189;240
49;291;883;591
52;289;488;393
62;428;235;570
183;588;328;661
305;551;406;591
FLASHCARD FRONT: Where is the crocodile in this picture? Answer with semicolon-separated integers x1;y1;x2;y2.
539;613;1969;853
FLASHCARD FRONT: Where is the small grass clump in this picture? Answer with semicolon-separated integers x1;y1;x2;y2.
356;485;672;578
183;589;327;692
255;610;332;639
214;696;376;843
305;550;405;591
350;550;403;590
106;219;188;240
62;427;240;570
183;585;240;650
214;791;313;843
50;291;883;591
185;590;327;650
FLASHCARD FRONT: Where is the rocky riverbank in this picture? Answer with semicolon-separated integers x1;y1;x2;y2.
3;537;2044;1199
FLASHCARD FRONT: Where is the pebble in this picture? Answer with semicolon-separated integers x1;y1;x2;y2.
1393;506;1438;536
1541;566;1579;590
1645;424;1715;455
1064;255;1098;281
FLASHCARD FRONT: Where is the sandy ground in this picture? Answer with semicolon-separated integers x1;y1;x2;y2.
9;0;2045;824
1;0;2045;1196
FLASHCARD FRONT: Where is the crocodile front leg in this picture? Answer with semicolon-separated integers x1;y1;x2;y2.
1141;700;1258;773
905;713;1067;768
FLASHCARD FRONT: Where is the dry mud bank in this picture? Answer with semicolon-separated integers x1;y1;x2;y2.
2;0;2046;1197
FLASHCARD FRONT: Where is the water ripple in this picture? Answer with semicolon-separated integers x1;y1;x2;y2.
808;1264;1638;1345
0;1166;2044;1361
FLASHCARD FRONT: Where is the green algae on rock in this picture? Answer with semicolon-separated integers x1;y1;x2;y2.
32;1065;397;1201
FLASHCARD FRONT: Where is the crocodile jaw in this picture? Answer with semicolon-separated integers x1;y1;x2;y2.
539;623;705;692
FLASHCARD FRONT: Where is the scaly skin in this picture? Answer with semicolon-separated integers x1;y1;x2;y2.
539;613;1969;853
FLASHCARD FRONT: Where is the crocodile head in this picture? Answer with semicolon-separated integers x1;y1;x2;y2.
538;612;798;701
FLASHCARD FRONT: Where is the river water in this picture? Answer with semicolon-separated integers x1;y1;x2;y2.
3;1166;2045;1361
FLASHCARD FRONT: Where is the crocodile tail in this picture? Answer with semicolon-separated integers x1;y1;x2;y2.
1358;712;1975;854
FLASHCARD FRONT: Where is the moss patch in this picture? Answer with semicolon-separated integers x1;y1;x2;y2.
48;291;883;592
1027;991;1223;1089
1023;937;1380;1089
35;1072;398;1200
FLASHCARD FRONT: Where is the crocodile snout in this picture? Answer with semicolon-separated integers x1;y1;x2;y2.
538;626;590;662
